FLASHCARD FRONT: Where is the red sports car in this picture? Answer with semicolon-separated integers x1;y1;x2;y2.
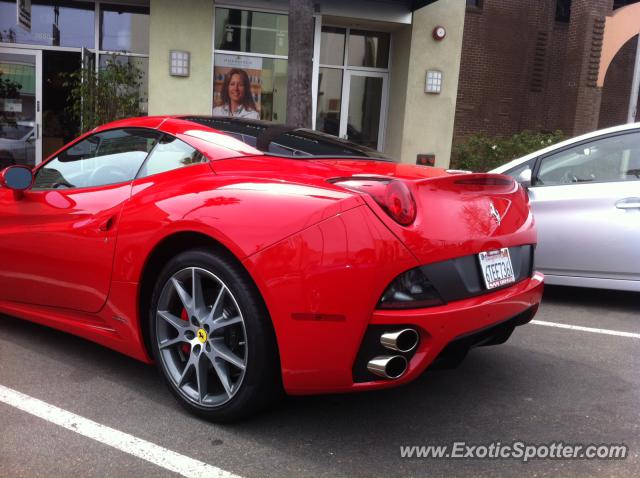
0;116;543;422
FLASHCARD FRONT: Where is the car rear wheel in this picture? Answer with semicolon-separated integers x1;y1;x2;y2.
149;248;280;422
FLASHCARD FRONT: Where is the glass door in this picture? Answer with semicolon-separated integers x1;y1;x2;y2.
340;70;388;150
0;47;42;169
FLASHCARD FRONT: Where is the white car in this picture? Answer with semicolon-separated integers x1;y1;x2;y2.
492;122;640;292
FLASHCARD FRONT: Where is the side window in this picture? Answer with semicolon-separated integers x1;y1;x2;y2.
136;135;206;178
503;158;535;183
33;128;160;189
536;132;640;186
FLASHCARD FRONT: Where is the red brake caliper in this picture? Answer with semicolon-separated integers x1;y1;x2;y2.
180;309;191;356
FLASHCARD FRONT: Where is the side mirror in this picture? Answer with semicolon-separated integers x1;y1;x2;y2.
516;168;532;189
0;165;34;199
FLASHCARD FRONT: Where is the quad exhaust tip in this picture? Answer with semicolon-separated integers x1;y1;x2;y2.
380;328;420;353
367;355;408;379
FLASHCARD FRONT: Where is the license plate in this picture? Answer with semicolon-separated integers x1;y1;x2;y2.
478;248;515;290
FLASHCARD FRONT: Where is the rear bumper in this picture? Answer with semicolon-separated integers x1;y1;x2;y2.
288;272;543;395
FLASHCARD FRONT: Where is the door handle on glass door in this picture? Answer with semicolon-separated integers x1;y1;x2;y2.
615;198;640;209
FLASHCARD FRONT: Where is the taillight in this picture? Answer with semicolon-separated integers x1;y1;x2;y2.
332;177;417;226
378;267;444;309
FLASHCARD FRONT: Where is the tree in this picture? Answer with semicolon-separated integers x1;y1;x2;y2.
63;55;145;134
286;0;314;128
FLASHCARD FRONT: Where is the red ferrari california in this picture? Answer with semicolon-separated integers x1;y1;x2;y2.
0;116;543;421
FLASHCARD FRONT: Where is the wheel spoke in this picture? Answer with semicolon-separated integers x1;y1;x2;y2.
211;358;233;397
210;315;242;332
195;354;209;403
159;335;185;350
171;277;195;319
157;310;189;333
191;269;206;320
212;338;246;370
178;356;196;388
205;286;226;324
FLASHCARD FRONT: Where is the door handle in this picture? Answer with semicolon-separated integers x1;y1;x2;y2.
615;198;640;209
98;215;116;231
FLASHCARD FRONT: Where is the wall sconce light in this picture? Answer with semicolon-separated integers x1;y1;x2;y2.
225;25;234;42
170;50;190;77
425;70;442;94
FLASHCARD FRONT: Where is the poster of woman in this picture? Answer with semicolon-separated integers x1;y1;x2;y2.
213;54;261;119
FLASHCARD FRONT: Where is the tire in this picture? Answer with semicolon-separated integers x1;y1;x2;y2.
149;248;281;422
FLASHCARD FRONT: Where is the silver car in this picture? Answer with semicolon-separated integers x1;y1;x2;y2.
491;123;640;292
0;122;35;169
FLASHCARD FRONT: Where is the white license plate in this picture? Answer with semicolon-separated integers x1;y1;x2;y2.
478;248;515;290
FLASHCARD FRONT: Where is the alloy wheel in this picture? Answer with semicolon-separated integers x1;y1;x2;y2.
155;267;248;408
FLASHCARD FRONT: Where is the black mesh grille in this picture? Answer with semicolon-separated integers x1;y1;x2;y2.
418;245;534;304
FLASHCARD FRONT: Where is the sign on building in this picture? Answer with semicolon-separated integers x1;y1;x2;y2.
17;0;31;31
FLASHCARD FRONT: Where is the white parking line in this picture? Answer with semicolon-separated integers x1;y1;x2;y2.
0;384;241;478
532;320;640;339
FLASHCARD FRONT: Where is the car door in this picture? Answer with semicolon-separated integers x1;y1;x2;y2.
0;128;161;312
526;130;640;281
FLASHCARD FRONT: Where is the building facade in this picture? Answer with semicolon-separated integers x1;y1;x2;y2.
454;0;640;144
0;0;466;168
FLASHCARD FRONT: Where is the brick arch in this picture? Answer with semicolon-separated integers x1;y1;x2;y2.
598;2;640;87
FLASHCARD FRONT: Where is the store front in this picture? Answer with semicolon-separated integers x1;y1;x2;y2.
0;0;149;168
1;0;465;167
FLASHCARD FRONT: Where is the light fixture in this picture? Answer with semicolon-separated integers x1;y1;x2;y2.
432;26;446;41
425;70;442;94
170;50;190;77
225;25;234;43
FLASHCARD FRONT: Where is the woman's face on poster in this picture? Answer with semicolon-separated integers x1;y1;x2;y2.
228;73;245;103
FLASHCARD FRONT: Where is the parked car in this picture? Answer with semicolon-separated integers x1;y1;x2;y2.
0;116;543;422
0;122;35;169
491;122;640;292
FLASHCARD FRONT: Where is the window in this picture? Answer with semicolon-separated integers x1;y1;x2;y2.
614;0;637;9
535;132;640;186
466;0;482;7
0;0;94;47
33;128;160;189
213;7;289;123
320;27;346;66
348;30;390;69
555;0;571;23
215;8;288;56
100;3;150;54
99;55;149;115
137;135;206;178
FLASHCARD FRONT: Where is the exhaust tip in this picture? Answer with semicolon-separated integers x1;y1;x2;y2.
380;328;420;353
367;355;408;379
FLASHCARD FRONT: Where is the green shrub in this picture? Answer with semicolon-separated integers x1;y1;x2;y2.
63;55;145;134
451;130;565;172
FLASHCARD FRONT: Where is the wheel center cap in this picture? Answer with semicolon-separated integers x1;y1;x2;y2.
196;328;208;343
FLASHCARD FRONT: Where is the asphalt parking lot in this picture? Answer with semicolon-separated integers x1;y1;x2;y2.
1;285;639;478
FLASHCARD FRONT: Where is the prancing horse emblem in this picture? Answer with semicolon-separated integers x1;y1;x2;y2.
489;201;501;226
